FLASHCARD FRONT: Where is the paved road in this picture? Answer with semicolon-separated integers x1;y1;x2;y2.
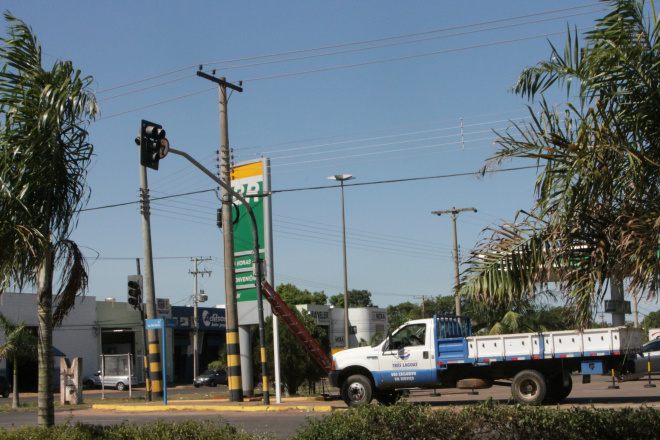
1;375;659;438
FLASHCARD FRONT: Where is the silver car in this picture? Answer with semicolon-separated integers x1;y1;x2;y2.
635;339;660;374
83;371;138;391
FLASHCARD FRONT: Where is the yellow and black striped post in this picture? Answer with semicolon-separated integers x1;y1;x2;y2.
147;329;164;398
143;352;151;398
226;328;243;401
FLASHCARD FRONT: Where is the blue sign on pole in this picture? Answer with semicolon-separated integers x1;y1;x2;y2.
145;319;164;330
145;318;170;405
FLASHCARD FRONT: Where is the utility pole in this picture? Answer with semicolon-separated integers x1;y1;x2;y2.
197;70;244;402
190;257;212;380
432;207;477;316
414;295;427;318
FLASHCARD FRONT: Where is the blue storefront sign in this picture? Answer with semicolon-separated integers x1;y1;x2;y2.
171;306;226;332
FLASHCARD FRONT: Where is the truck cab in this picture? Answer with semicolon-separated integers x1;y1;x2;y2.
330;318;443;406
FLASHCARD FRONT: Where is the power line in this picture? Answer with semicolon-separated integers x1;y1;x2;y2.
80;188;215;212
96;23;593;120
203;9;604;77
81;165;538;212
271;165;538;194
95;4;602;96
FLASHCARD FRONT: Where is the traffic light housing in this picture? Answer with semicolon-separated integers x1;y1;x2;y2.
139;120;169;170
127;275;143;310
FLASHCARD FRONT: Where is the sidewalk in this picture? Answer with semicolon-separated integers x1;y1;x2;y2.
91;377;660;413
92;394;347;413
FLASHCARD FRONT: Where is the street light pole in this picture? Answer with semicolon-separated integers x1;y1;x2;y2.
328;174;355;349
432;207;477;316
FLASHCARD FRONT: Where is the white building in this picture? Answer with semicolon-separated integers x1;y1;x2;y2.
295;304;388;351
0;292;98;391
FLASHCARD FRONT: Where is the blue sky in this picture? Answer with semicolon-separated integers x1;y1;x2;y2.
5;1;654;320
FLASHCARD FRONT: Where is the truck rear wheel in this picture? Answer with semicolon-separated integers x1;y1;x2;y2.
341;374;373;407
511;370;547;405
545;374;572;404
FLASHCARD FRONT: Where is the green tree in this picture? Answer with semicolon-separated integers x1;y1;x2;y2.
277;283;327;305
0;314;37;408
461;0;660;327
329;289;375;308
386;301;420;330
0;14;97;426
387;295;469;330
476;304;581;335
641;311;660;338
261;309;329;396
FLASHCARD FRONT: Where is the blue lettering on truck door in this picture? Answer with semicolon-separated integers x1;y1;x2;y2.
376;323;436;386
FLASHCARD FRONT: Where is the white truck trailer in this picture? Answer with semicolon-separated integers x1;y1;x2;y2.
329;315;643;406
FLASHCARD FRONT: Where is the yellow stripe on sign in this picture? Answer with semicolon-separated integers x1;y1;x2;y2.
231;161;262;181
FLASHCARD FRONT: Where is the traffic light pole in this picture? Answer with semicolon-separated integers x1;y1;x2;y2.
138;163;164;399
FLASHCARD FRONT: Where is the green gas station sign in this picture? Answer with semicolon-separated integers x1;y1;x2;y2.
231;160;266;303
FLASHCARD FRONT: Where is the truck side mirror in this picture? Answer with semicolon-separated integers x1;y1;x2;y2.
382;332;392;352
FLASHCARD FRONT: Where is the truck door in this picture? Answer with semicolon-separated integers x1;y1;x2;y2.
377;323;436;387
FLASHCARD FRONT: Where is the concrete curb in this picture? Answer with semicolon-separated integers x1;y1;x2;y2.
92;403;341;412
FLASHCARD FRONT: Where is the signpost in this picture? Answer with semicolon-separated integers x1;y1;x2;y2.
145;318;177;405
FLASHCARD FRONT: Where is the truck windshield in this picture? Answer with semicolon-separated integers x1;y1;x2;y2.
390;324;426;350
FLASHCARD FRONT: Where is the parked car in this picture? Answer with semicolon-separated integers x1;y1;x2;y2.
194;369;227;387
83;371;138;391
0;376;11;398
635;339;660;374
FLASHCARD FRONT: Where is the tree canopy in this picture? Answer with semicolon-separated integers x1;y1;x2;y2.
277;283;327;305
460;0;660;327
329;289;375;308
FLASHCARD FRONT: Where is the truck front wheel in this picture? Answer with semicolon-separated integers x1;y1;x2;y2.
511;370;547;405
341;374;373;407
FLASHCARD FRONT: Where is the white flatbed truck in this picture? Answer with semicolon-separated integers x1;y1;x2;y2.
329;315;643;406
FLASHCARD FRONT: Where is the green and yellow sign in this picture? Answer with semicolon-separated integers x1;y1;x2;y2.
231;160;266;304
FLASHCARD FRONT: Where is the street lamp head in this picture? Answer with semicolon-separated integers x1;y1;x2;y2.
328;174;355;182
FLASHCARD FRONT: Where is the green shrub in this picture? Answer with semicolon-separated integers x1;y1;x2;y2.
0;419;267;440
293;399;660;440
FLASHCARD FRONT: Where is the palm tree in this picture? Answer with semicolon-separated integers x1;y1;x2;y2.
460;0;660;327
0;14;98;426
0;314;37;408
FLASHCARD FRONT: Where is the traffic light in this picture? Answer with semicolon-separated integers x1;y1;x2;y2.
138;120;169;170
127;275;143;310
